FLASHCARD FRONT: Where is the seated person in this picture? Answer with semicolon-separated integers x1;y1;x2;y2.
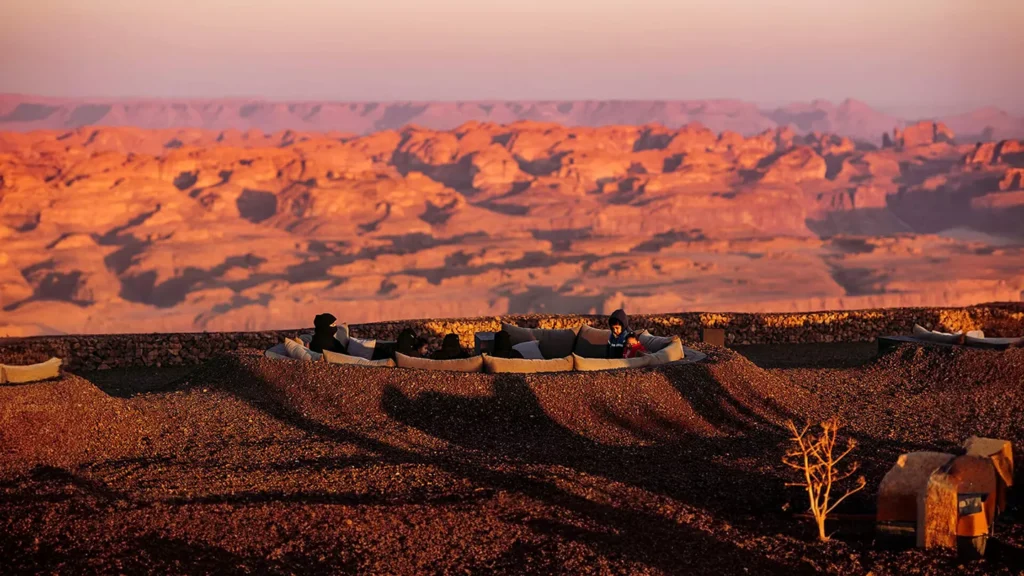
622;333;649;358
431;334;469;360
607;309;631;359
414;338;430;358
310;313;346;354
395;329;418;358
491;330;524;359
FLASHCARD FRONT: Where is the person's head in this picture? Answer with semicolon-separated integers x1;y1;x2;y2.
415;338;429;357
396;328;417;355
610;320;624;337
626;333;640;347
314;313;338;334
442;334;461;350
493;330;512;353
608;309;629;337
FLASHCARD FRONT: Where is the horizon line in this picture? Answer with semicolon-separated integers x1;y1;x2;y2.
1;93;1017;118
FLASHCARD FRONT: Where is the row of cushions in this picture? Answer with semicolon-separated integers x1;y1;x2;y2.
396;352;484;373
0;358;63;384
910;324;1018;347
505;322;680;360
502;324;580;359
393;337;687;374
275;340;685;374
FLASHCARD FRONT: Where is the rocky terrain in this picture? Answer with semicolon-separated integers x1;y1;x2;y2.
3;95;1024;142
1;120;1023;336
2;343;1023;574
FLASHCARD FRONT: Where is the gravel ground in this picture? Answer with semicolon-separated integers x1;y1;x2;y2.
1;343;1023;575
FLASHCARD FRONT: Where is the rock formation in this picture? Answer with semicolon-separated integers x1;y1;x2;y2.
0;123;1022;336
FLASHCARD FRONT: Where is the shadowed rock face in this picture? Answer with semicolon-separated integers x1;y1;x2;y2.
1;123;1022;336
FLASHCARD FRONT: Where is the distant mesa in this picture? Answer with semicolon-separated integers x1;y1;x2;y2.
1;95;1022;145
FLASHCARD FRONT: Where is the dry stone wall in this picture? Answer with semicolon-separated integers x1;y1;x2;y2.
1;303;1021;372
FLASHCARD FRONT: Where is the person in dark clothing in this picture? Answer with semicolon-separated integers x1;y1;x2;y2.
607;309;631;358
491;330;524;359
396;329;418;358
431;334;468;360
310;313;346;354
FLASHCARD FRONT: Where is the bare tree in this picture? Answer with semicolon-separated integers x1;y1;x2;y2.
782;417;867;541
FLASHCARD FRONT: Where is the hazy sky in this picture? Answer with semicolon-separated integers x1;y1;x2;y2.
2;0;1022;114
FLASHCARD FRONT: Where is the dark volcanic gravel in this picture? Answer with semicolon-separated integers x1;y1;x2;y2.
1;344;1023;575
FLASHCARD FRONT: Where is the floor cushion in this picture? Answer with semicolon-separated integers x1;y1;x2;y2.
334;324;351;348
964;335;1024;349
513;341;544;360
395;352;483;373
2;358;63;384
912;324;964;345
636;330;676;353
648;338;685;365
533;327;580;359
0;365;5;384
502;323;580;359
574;324;610;358
284;338;322;362
573;354;652;371
347;337;376;360
323;349;396;367
501;323;538;346
483;354;574;374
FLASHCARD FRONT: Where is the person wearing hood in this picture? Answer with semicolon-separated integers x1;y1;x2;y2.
607;309;631;358
395;329;418;358
310;313;346;354
490;330;524;359
431;334;468;360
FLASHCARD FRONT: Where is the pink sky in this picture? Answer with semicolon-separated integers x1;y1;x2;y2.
2;0;1022;115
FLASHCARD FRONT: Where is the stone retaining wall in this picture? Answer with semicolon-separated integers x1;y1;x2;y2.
1;303;1021;372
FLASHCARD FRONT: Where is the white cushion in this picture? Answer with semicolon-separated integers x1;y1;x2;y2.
513;340;544;360
395;352;484;373
648;339;685;365
636;330;677;353
284;338;321;362
483;354;574;374
1;358;63;383
347;337;376;360
572;354;652;371
323;349;395;367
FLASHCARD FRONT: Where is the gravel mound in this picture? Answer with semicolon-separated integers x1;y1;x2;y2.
2;344;1023;574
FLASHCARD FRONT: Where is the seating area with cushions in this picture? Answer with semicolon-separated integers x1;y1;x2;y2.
878;324;1024;353
265;319;707;373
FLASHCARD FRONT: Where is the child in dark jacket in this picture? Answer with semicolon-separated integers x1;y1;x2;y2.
622;333;649;359
607;309;631;358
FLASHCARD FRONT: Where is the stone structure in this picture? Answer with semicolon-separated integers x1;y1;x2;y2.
0;304;1021;372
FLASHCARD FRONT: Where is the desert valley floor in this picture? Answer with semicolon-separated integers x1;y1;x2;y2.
2;342;1023;575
